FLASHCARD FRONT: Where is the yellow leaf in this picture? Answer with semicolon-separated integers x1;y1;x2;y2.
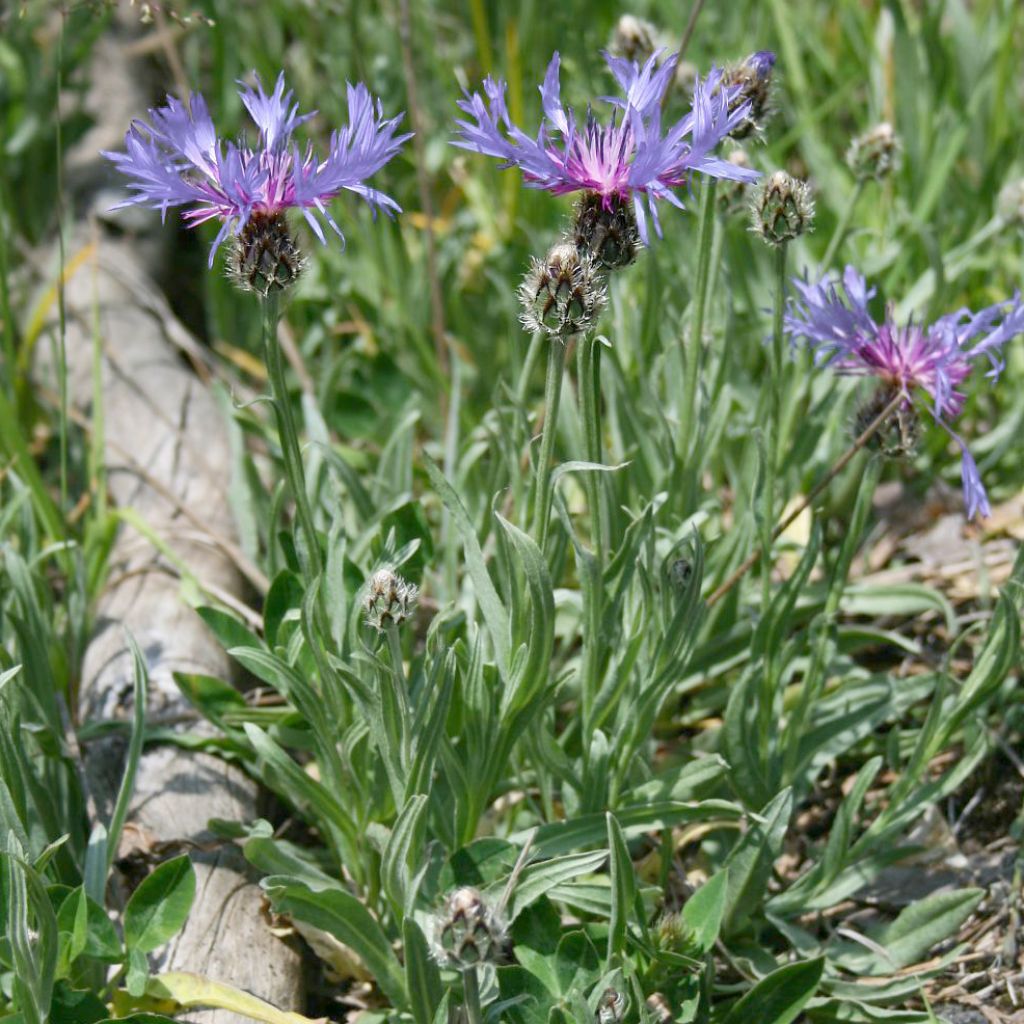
146;972;329;1024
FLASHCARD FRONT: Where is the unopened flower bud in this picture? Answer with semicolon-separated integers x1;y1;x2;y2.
573;191;641;271
997;178;1024;227
854;386;920;459
596;987;627;1024
846;122;901;181
226;211;306;296
655;911;701;957
750;170;814;247
717;149;754;214
519;241;606;337
721;50;776;140
667;557;694;592
609;14;658;64
433;887;507;969
364;568;419;632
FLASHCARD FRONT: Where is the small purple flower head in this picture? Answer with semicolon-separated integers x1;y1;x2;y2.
453;50;761;246
785;265;1024;519
104;72;411;268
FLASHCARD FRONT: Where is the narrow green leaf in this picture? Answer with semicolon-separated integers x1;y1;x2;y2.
106;633;148;873
605;813;634;962
723;788;793;933
424;454;509;675
265;876;408;1009
403;917;442;1024
520;800;743;858
721;957;824;1024
490;849;609;922
382;793;429;919
878;888;983;970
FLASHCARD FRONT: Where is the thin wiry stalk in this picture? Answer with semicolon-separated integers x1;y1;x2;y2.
663;0;708;109
820;179;865;271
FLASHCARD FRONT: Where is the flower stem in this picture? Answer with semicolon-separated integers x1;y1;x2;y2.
760;242;789;608
385;622;410;714
679;177;718;468
531;336;567;552
463;967;484;1024
384;621;410;776
577;333;606;756
820;179;865;272
577;334;606;564
707;390;903;607
262;292;323;583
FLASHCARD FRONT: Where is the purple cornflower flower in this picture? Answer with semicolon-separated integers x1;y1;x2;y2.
453;50;760;245
785;265;1024;519
104;72;410;266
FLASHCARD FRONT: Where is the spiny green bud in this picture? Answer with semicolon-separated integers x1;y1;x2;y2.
750;170;814;247
519;241;606;337
364;568;419;632
655;911;701;958
573;191;641;271
846;122;901;181
226;211;306;296
854;386;920;460
433;887;507;969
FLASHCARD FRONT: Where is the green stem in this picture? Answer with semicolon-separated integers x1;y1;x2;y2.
262;292;323;584
577;335;606;564
384;621;411;777
531;336;567;552
577;335;606;759
463;967;484;1024
761;243;789;611
820;179;865;272
516;330;544;406
385;622;410;717
678;178;718;467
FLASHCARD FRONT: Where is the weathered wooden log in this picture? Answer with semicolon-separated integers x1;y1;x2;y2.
33;21;304;1022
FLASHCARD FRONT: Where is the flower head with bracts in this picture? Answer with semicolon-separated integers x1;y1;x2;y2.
453;50;761;252
785;265;1024;519
104;71;410;285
